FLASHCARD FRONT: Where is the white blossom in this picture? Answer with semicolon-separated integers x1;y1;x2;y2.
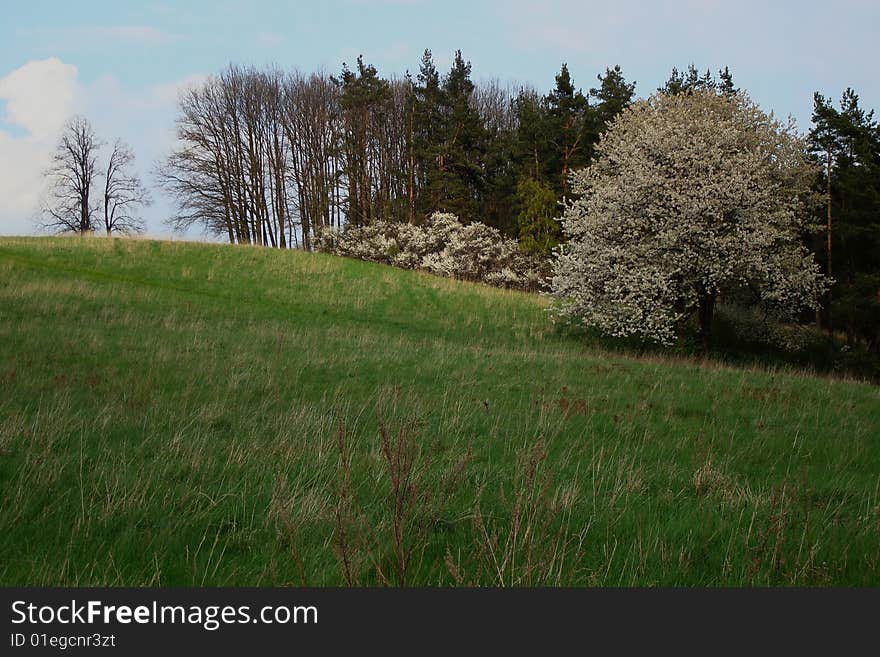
316;212;548;291
550;89;828;345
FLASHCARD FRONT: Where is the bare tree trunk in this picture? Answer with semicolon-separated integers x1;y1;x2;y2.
825;147;833;337
407;96;415;224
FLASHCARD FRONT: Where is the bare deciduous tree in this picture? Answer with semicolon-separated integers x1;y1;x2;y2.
283;71;346;249
40;116;102;234
160;66;350;250
102;139;151;235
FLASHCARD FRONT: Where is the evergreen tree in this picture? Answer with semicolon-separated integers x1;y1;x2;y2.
659;64;736;96
334;56;390;226
591;65;636;132
436;50;486;221
512;87;549;183
809;89;880;348
510;65;633;248
516;177;561;255
718;66;737;95
544;64;592;197
412;49;447;219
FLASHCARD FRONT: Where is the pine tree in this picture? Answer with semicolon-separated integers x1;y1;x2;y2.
659;64;736;97
809;89;880;348
334;56;390;226
512;87;548;183
591;65;636;131
412;49;447;219
718;66;737;95
544;63;592;198
435;50;485;221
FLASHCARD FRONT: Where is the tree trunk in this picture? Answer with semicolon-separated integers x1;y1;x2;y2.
826;147;833;337
698;292;717;351
408;102;415;224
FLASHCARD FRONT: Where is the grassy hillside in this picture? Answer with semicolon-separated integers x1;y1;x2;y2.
1;236;878;586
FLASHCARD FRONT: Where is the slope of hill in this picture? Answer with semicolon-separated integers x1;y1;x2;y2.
1;236;878;585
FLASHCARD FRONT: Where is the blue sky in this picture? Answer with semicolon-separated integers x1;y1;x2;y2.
1;0;878;235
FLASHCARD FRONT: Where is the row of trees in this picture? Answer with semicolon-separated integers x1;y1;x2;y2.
155;52;636;250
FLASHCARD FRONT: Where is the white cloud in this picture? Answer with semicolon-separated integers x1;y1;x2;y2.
0;58;203;236
0;58;82;139
0;58;85;234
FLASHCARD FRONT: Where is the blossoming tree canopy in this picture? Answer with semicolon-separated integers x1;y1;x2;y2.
551;89;829;347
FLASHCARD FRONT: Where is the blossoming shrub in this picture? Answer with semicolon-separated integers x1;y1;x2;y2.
316;212;548;291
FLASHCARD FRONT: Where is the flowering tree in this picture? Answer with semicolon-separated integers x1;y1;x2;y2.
551;89;828;347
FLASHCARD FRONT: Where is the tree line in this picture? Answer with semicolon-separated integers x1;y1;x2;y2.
37;57;879;355
155;51;636;250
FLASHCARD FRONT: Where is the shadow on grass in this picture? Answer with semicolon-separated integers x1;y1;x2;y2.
551;314;880;384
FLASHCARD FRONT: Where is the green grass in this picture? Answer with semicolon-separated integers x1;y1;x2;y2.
1;236;878;586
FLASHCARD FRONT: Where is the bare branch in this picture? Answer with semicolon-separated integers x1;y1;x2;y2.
38;116;103;234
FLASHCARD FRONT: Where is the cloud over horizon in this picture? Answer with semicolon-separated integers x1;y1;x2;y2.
0;58;84;233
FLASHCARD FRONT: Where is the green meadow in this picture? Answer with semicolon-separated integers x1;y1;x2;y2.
0;236;877;586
